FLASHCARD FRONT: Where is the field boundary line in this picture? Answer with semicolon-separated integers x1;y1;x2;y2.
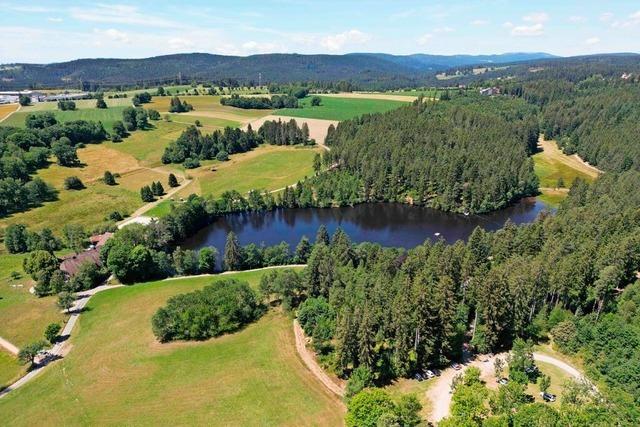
0;103;21;123
0;336;19;355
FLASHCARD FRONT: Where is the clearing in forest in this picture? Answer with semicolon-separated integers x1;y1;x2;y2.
246;115;339;149
0;270;344;426
533;137;601;206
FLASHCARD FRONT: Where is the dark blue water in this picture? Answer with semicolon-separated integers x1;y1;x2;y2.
183;198;548;251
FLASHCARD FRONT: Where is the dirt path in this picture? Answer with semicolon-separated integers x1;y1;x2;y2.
0;337;19;356
0;284;123;398
293;320;346;398
162;264;307;281
426;351;588;424
538;137;602;178
245;115;338;150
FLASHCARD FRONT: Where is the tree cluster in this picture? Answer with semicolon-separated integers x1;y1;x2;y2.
220;94;299;109
168;96;193;113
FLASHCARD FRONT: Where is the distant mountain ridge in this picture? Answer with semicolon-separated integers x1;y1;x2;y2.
0;52;557;90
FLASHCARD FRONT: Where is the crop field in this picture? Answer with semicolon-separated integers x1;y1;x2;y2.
0;349;23;391
275;95;407;121
0;103;19;121
0;269;344;426
147;95;271;123
533;137;600;206
178;144;319;199
2;106;128;132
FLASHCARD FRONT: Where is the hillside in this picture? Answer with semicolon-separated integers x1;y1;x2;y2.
0;52;554;90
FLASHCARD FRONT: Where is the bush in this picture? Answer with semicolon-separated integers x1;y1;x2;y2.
152;279;263;342
63;176;84;190
44;323;62;343
216;151;229;161
183;157;201;169
103;171;116;185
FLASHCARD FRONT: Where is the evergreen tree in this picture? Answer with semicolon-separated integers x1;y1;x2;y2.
140;185;154;202
103;171;116;185
168;173;179;188
223;231;243;271
316;224;330;245
295;236;312;263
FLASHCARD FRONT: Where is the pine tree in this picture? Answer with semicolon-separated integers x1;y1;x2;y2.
223;231;243;271
168;173;179;188
152;181;164;196
316;224;330;245
295;236;312;263
140;185;154;202
103;171;116;185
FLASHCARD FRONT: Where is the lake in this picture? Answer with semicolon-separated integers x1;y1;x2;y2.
182;198;549;252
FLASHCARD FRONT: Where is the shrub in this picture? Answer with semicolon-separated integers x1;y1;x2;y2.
183;157;201;169
63;176;84;190
103;171;116;185
151;279;263;342
216;151;229;161
44;323;62;343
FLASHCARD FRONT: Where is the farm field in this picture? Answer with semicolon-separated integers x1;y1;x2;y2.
533;137;600;206
0;103;19;121
320;92;419;102
0;269;344;426
14;98;132;112
246;115;338;148
2;106;128;132
275;95;407;121
147;95;271;123
386;89;440;98
177;144;319;199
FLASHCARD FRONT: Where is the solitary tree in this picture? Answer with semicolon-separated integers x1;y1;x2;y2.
223;231;243;271
310;96;322;106
96;97;107;109
103;171;116;185
18;341;47;366
18;94;31;106
168;173;179;188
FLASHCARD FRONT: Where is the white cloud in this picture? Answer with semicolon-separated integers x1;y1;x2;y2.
94;28;130;44
5;4;52;13
511;23;544;37
433;26;454;33
569;15;586;23
167;37;194;50
502;21;514;28
471;19;489;26
320;29;370;51
523;12;549;23
417;33;433;45
47;17;63;23
70;4;180;28
600;12;614;22
585;37;600;45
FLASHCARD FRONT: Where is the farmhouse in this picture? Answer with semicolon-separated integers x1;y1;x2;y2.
0;90;45;103
479;87;500;96
60;249;101;278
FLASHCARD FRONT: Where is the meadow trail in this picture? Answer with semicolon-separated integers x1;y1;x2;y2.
293;320;346;399
0;337;19;356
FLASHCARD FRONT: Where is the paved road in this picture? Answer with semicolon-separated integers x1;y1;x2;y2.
0;284;123;399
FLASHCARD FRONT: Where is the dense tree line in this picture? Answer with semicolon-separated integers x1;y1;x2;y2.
0;115;107;217
255;171;640;420
168;96;193;113
323;96;539;213
151;279;263;342
220;94;299;109
161;120;313;166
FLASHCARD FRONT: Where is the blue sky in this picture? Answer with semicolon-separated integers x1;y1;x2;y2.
1;1;639;63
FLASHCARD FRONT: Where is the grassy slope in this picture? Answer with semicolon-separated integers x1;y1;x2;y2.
0;253;65;347
178;144;319;200
275;95;407;121
0;350;23;391
0;104;19;121
0;270;344;426
533;138;600;207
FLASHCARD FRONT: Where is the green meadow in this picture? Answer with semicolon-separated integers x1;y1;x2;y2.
275;95;407;121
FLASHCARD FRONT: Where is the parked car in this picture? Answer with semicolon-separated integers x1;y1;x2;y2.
451;363;462;370
423;370;435;379
413;373;424;381
540;392;556;402
525;365;540;375
497;377;509;385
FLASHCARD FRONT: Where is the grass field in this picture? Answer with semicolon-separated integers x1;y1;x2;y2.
179;144;319;199
533;138;600;207
0;350;23;391
275;95;407;121
2;106;128;132
0;252;65;348
147;95;270;123
0;269;344;426
526;361;572;406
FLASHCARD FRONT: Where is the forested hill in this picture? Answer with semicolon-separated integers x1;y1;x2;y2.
0;52;553;90
324;95;539;213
